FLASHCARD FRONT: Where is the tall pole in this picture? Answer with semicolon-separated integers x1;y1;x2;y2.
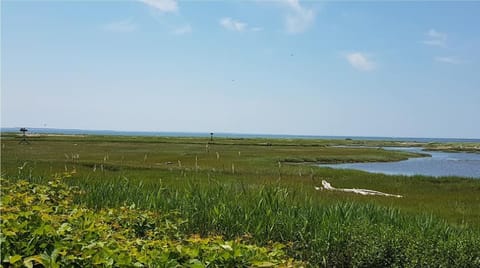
19;128;30;144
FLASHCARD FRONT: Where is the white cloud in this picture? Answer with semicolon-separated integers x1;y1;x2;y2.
422;29;447;47
434;56;463;64
345;52;376;71
139;0;177;13
103;19;137;33
220;17;247;32
283;0;315;34
172;24;192;35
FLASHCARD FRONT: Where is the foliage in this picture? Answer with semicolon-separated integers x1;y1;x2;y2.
2;135;480;266
0;176;303;267
76;178;480;267
3;176;480;267
2;135;480;227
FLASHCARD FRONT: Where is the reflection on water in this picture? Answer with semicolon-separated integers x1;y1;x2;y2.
319;147;480;178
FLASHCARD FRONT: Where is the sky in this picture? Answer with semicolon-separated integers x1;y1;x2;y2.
1;0;480;138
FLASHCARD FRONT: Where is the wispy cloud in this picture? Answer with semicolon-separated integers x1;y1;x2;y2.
172;24;192;35
103;19;137;33
283;0;315;34
422;29;447;47
434;56;463;64
345;52;376;71
139;0;178;13
139;0;189;36
219;17;247;32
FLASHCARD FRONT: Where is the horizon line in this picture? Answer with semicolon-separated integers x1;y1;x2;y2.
1;127;479;141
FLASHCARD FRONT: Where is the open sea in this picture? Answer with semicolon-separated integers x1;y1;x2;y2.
1;128;479;143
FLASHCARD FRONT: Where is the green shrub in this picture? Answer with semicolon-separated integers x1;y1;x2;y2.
0;176;303;267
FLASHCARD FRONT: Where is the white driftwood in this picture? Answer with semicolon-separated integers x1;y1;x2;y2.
316;180;403;198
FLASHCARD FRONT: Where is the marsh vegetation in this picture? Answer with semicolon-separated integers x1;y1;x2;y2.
1;133;480;266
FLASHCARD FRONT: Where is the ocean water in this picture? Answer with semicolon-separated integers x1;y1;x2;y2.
1;127;479;143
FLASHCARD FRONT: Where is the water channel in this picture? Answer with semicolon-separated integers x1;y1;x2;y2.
319;147;480;178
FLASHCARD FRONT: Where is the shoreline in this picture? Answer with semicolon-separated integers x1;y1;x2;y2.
2;128;479;143
2;131;479;154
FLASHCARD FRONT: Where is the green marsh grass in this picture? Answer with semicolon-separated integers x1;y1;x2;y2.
2;133;480;266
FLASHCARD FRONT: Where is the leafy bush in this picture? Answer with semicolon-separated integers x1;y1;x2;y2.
0;176;303;267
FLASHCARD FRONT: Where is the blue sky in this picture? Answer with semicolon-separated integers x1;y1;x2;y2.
2;0;479;138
